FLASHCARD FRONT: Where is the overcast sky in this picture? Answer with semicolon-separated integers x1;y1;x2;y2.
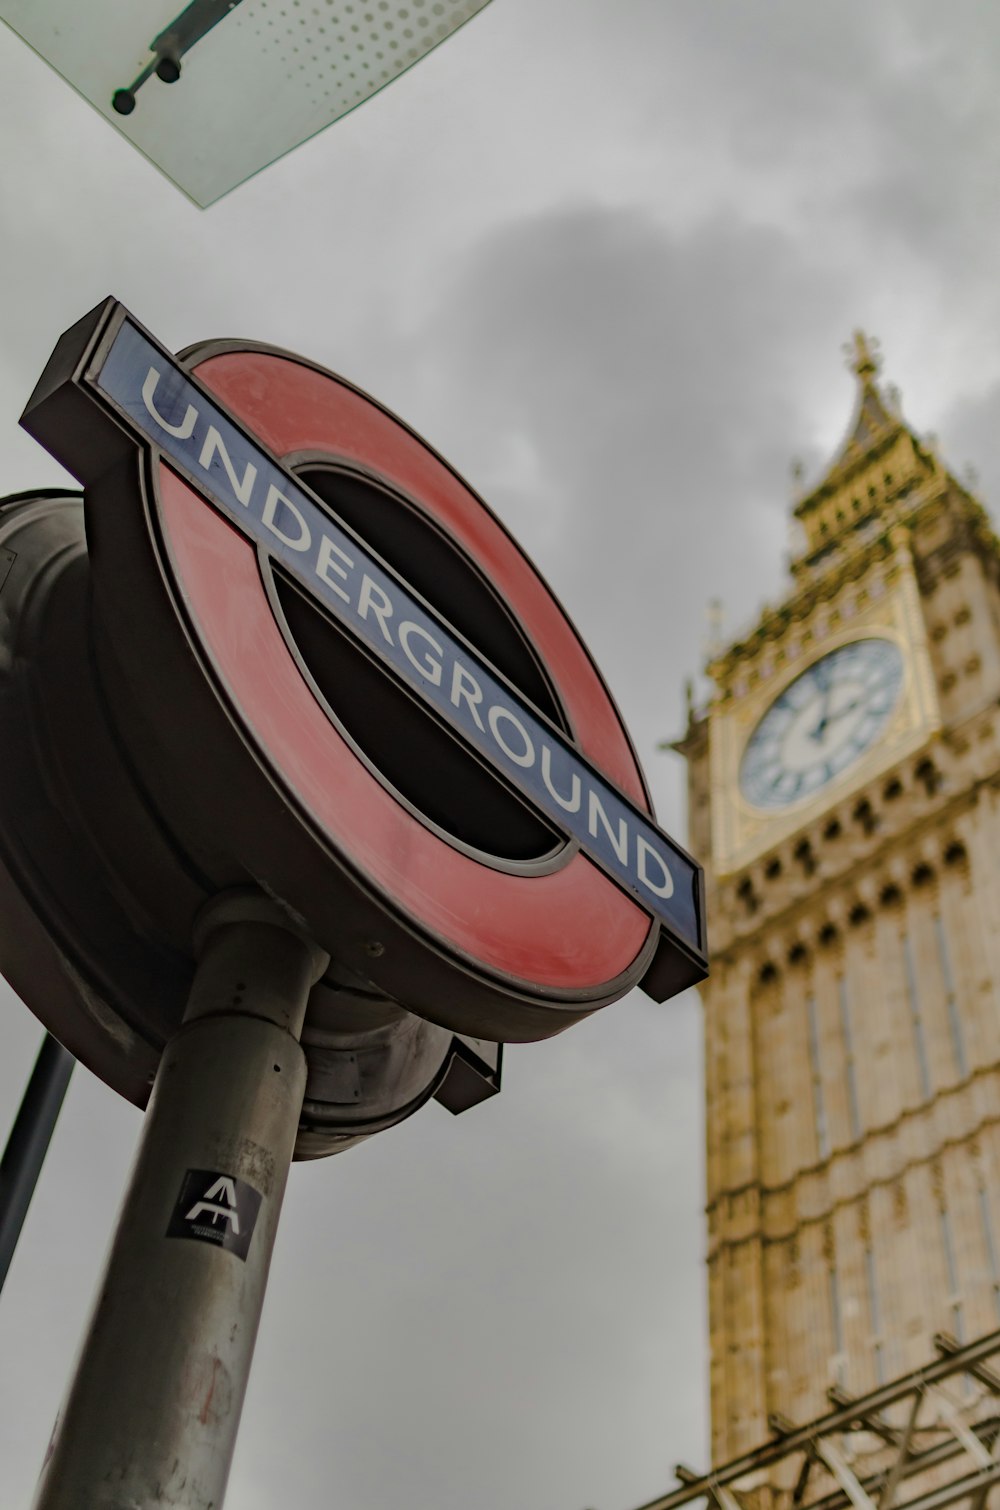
2;4;1000;1508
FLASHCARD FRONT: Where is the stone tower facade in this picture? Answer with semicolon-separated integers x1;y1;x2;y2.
676;336;1000;1467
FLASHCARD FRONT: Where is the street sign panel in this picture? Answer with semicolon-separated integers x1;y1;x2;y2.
0;0;492;205
24;298;707;1034
5;298;706;1123
92;316;698;948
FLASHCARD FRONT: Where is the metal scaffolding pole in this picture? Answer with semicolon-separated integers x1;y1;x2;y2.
630;1328;1000;1510
0;1032;74;1294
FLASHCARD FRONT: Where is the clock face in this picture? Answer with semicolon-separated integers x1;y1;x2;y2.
740;638;905;810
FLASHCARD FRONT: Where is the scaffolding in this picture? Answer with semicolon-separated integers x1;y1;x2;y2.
633;1330;1000;1510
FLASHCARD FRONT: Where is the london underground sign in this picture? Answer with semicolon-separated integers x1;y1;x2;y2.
100;320;693;935
21;299;706;1050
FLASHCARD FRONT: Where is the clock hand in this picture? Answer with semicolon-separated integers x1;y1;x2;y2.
810;693;863;741
809;688;834;741
814;697;864;740
828;695;862;720
807;663;835;741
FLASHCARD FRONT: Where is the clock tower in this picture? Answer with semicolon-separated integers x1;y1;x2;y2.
676;335;1000;1466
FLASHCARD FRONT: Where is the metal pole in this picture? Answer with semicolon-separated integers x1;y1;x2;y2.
32;890;329;1510
0;1032;74;1294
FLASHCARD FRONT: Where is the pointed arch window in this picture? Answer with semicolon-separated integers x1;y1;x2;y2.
902;932;932;1100
838;975;862;1141
978;1186;1000;1323
940;1203;964;1343
865;1245;886;1385
806;993;829;1159
933;913;967;1079
828;1262;846;1386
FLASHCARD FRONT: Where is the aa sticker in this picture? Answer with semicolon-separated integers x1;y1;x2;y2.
166;1168;263;1262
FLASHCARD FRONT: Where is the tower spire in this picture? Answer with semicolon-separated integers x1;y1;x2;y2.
787;330;921;569
846;329;881;381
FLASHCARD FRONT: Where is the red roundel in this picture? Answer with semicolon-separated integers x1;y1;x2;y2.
159;345;657;1006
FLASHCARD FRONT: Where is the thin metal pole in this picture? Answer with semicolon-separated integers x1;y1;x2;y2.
0;1032;74;1294
32;891;328;1510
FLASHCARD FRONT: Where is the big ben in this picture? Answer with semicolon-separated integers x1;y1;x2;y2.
675;333;1000;1469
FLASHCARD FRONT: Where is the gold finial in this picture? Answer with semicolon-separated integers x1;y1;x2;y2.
845;329;881;380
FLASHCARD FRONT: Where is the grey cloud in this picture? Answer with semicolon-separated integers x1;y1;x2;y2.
395;201;851;799
940;380;1000;506
3;3;1000;1509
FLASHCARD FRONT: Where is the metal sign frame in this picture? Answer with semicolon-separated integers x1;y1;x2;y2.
22;299;707;1044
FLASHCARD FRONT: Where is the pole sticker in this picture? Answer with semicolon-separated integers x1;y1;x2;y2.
166;1168;263;1261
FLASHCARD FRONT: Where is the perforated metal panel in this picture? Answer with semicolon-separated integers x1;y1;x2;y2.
1;0;491;205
